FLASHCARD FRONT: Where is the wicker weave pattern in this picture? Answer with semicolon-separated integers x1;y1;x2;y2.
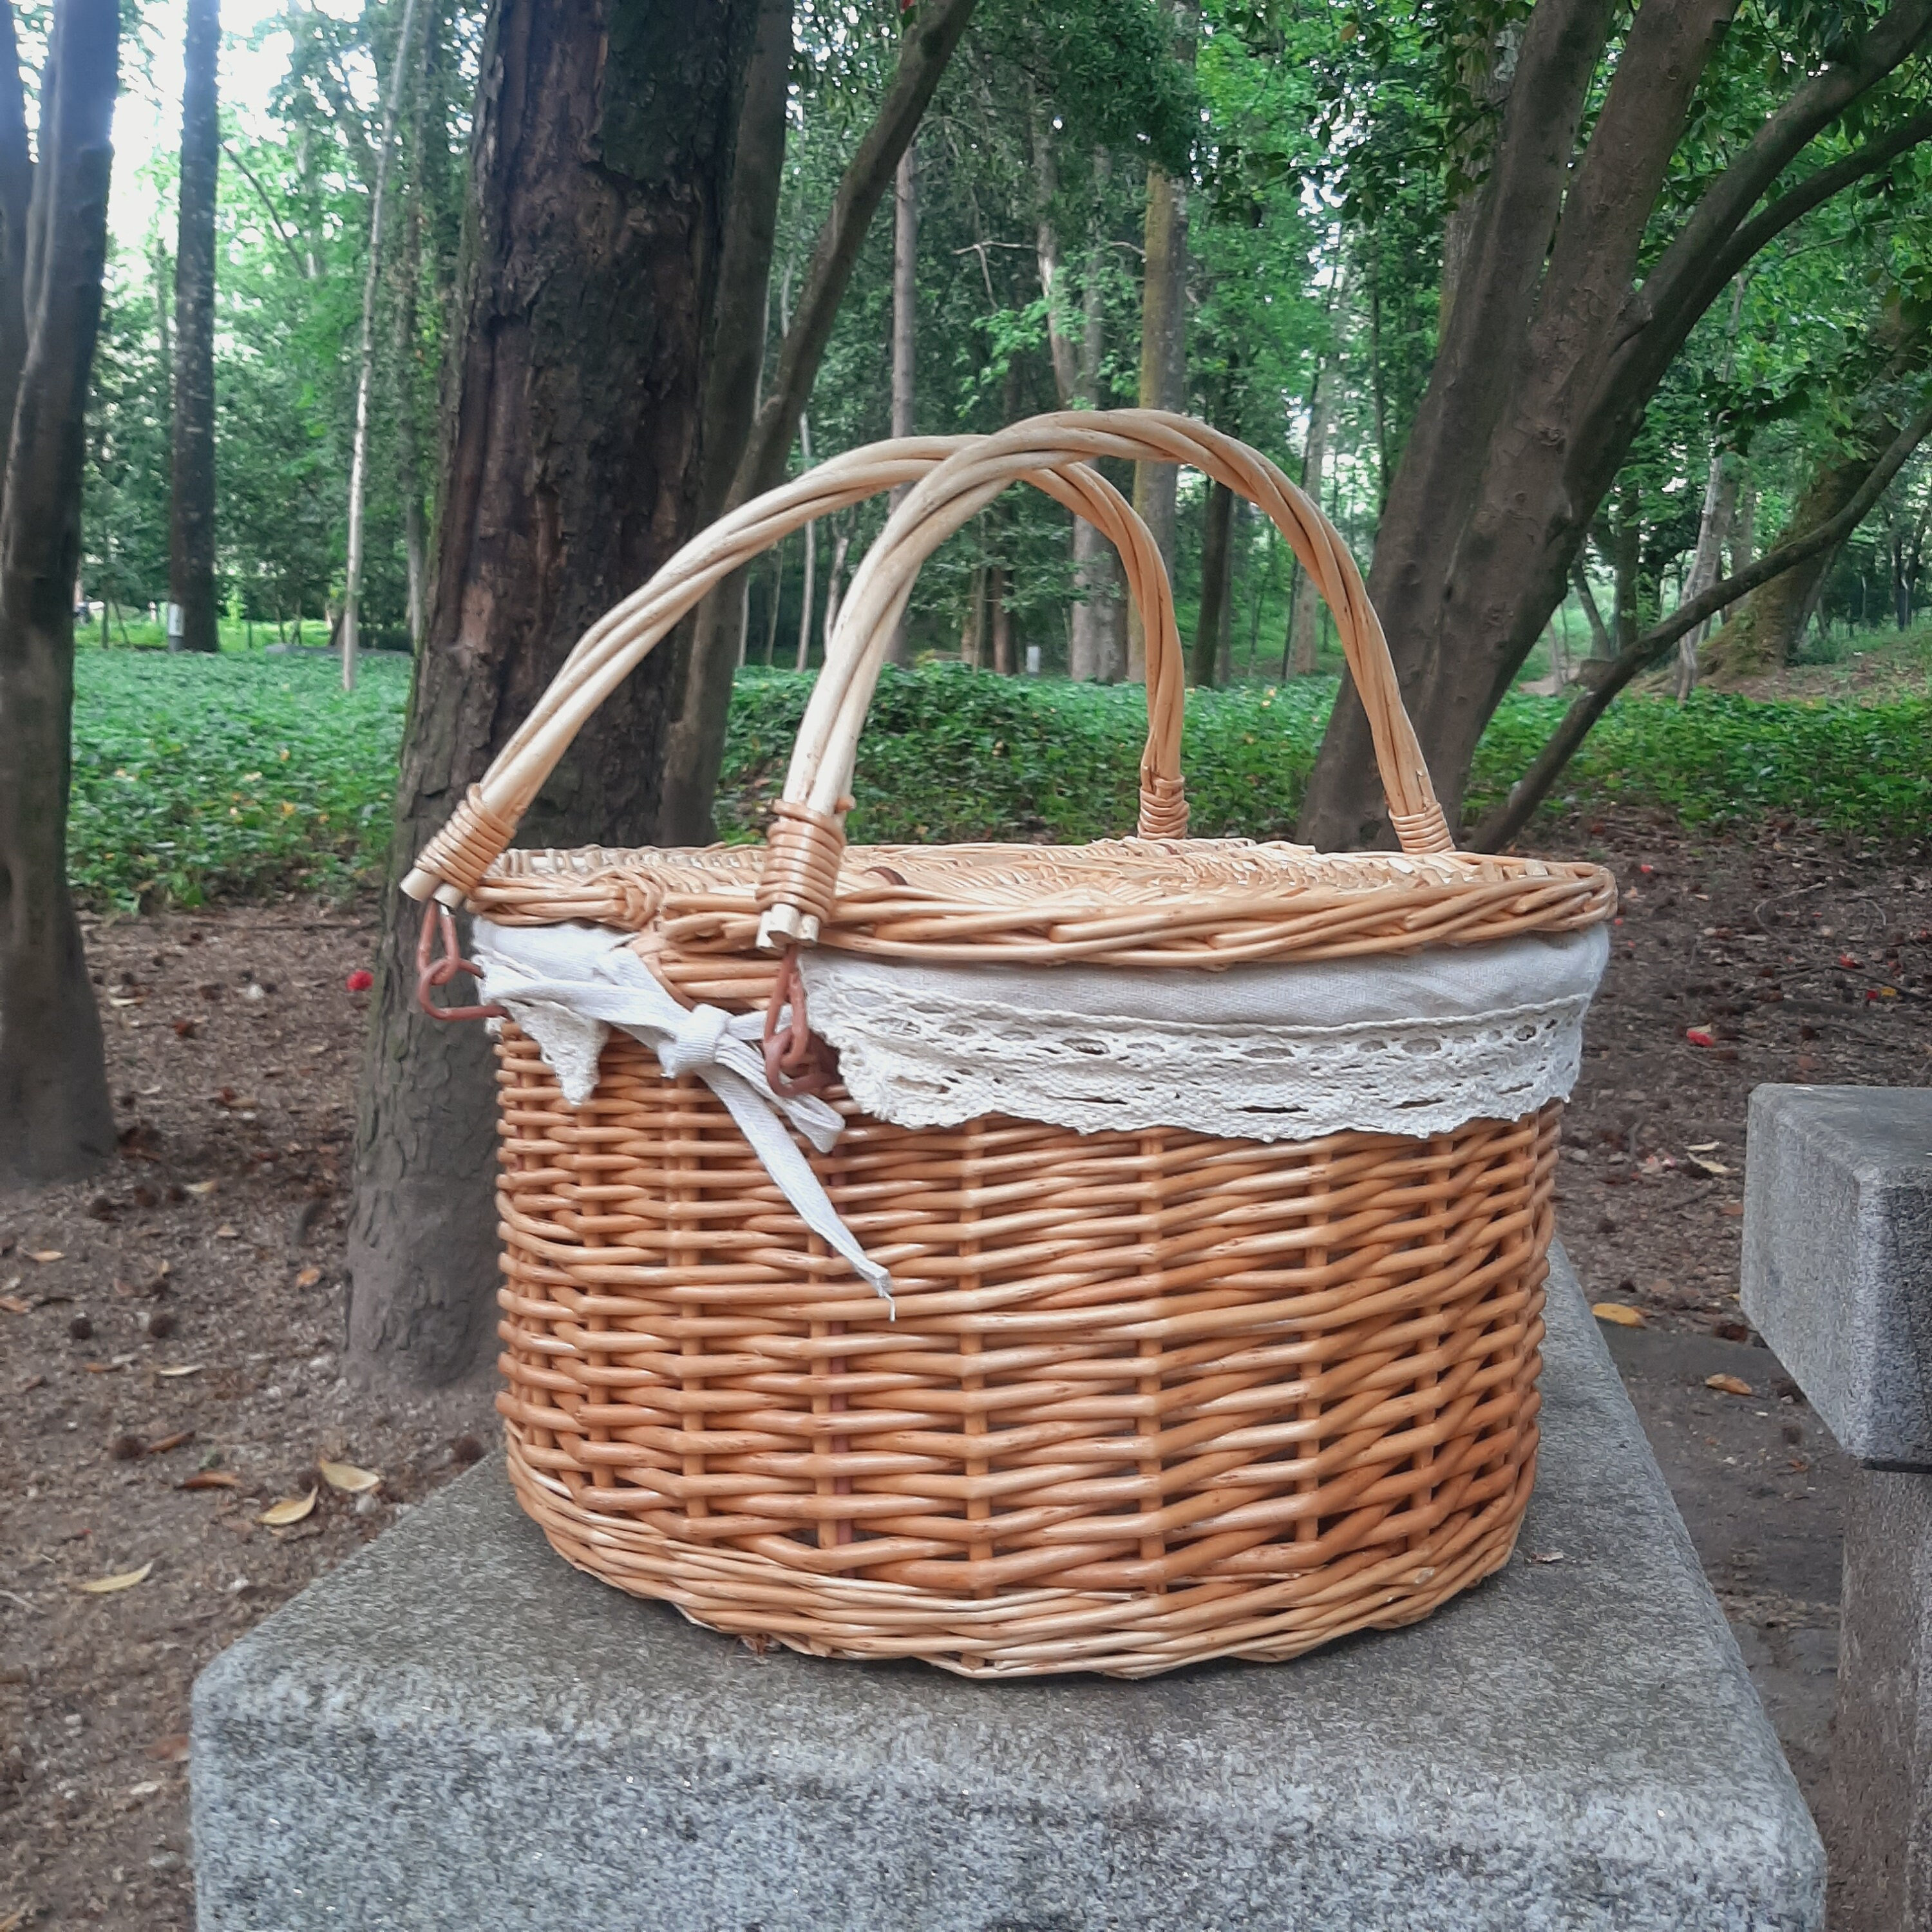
493;1023;1557;1678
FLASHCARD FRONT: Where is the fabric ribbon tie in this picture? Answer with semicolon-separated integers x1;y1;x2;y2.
473;933;891;1306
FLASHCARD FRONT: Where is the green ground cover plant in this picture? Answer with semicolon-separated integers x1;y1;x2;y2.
67;654;1929;911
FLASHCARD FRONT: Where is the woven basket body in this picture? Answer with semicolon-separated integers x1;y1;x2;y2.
406;413;1615;1678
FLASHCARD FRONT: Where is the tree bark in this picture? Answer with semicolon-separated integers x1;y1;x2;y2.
1298;0;1932;849
0;0;119;1188
340;0;423;691
1030;97;1077;408
346;0;764;1387
655;0;978;836
884;140;918;665
795;415;817;668
989;563;1012;673
391;2;440;649
167;0;219;654
1192;477;1233;687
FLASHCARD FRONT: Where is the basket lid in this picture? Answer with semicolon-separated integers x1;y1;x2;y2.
470;835;1615;967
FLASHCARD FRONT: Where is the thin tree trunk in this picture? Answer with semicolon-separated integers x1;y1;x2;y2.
1192;478;1233;687
1287;367;1332;675
1030;95;1076;408
1068;155;1119;680
962;560;987;666
167;0;219;654
657;0;977;831
0;0;120;1186
392;1;438;649
346;0;766;1386
795;415;817;670
1675;449;1738;696
1126;158;1187;683
822;522;852;650
1570;553;1613;672
762;542;782;664
884;142;918;664
989;564;1012;674
340;0;422;691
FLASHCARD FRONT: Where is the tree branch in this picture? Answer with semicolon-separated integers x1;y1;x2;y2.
222;139;309;279
730;0;978;505
1609;0;1932;400
1473;387;1932;851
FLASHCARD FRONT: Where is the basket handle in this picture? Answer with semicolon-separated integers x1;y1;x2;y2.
401;439;1185;905
755;410;1450;947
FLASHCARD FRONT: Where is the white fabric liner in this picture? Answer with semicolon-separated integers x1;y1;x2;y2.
797;925;1609;1142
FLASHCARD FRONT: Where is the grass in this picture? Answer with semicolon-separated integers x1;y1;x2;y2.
66;650;1931;912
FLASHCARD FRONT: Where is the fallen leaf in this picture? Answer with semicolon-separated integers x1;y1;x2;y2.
1686;1141;1720;1153
1688;1155;1732;1176
28;1250;63;1263
0;1907;24;1932
1592;1302;1644;1327
147;1733;191;1763
108;994;145;1008
1719;1202;1746;1218
183;1180;218;1196
126;1779;164;1799
1684;1027;1715;1048
156;1364;202;1378
77;1560;154;1595
214;1224;239;1239
1705;1373;1754;1397
1837;952;1861;969
180;1470;240;1491
147;1429;196;1455
294;1265;321;1288
1526;1550;1567;1565
1788;1457;1810;1473
0;1294;28;1315
258;1488;317;1527
319;1460;380;1495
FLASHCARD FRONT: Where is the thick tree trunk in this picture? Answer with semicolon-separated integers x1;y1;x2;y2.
1126;158;1186;683
167;0;219;655
884;142;918;665
0;0;119;1188
1296;0;1932;848
1192;477;1233;686
1286;363;1332;674
989;564;1012;674
346;0;763;1386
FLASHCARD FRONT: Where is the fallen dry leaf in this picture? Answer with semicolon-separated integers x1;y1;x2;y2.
0;1906;25;1932
1705;1372;1754;1397
183;1179;218;1196
1688;1155;1732;1176
126;1779;164;1799
155;1364;202;1378
147;1429;196;1455
319;1460;381;1495
1719;1202;1746;1218
214;1224;240;1239
1526;1550;1567;1565
147;1733;191;1763
258;1488;317;1527
1687;1141;1720;1153
180;1470;240;1491
0;1294;29;1314
294;1265;321;1288
1591;1302;1644;1327
28;1250;63;1263
77;1560;154;1595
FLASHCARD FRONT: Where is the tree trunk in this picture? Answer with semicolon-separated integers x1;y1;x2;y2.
1126;158;1187;682
1296;0;1932;848
0;0;120;1188
392;2;439;649
962;560;986;666
1192;477;1233;687
340;0;422;692
795;413;817;669
167;0;219;654
1030;97;1077;408
884;141;918;664
1674;448;1735;696
655;0;976;837
1285;365;1333;675
346;0;765;1387
1068;161;1120;680
989;564;1012;674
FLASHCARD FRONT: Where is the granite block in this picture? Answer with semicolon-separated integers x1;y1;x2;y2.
192;1246;1823;1932
1740;1085;1932;1470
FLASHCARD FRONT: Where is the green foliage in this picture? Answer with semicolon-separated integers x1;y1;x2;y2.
69;652;410;912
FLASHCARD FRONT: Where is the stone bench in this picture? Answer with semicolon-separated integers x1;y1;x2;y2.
1741;1084;1932;1932
191;1246;1822;1931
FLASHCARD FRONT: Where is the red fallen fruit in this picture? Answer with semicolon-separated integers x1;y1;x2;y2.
346;969;375;992
1685;1027;1716;1047
1837;952;1861;969
1638;863;1656;875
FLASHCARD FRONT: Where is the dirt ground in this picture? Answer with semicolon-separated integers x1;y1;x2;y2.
1;815;1927;1928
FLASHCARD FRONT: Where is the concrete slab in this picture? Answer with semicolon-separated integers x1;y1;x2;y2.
191;1247;1823;1932
1740;1085;1932;1470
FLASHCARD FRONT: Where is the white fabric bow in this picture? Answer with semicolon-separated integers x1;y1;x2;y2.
471;923;891;1304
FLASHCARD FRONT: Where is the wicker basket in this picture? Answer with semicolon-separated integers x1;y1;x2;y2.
403;411;1616;1679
